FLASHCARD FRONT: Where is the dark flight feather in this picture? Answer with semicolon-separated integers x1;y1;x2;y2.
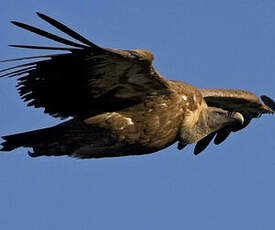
177;142;187;150
194;132;216;155
9;44;79;51
0;61;37;73
261;95;275;111
214;128;231;145
0;54;60;64
36;12;101;50
11;21;89;49
0;67;35;78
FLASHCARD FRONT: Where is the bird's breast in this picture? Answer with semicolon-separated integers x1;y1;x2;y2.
84;94;184;150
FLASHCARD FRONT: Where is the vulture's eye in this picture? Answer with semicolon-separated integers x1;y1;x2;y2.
215;111;225;116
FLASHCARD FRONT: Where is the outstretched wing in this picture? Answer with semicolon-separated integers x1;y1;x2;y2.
193;88;274;154
199;89;274;115
0;12;169;118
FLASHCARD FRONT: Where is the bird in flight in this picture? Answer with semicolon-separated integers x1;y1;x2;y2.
0;13;274;158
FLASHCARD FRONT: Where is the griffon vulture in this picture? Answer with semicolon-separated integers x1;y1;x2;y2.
0;13;274;158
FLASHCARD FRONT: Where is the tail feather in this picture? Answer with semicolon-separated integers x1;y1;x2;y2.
1;126;64;152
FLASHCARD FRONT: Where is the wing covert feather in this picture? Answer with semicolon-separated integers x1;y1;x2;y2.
200;88;274;115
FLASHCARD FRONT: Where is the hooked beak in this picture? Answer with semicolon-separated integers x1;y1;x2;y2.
230;112;244;125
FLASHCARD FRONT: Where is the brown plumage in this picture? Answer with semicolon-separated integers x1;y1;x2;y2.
0;12;274;158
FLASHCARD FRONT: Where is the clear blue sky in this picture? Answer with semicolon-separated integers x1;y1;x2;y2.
0;1;275;229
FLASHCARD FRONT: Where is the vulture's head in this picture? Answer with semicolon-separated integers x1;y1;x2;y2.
178;106;244;146
206;107;244;131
